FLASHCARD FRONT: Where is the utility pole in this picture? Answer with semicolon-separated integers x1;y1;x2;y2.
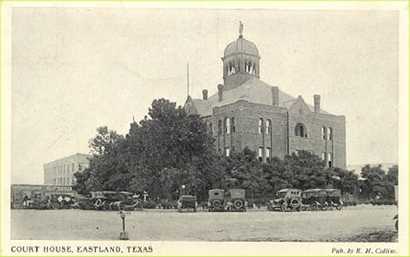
186;63;190;98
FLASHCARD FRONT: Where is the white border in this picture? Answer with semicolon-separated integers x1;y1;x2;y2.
1;1;408;256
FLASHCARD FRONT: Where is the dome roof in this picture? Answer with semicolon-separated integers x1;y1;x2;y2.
224;36;259;57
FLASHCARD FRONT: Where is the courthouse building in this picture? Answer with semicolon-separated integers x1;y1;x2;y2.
184;24;346;168
43;153;90;186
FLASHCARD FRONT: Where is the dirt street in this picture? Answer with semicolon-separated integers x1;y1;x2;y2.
11;205;397;241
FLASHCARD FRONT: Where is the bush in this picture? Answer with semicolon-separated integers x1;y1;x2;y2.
142;200;158;209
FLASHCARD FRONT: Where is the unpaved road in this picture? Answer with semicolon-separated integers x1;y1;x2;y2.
11;205;397;241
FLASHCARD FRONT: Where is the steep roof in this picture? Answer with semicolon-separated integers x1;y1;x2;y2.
189;78;330;116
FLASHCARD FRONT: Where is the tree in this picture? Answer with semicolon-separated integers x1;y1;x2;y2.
74;98;217;199
283;151;327;190
386;165;398;185
73;126;125;194
359;164;395;200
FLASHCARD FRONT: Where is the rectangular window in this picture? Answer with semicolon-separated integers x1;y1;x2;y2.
322;127;327;140
258;119;263;134
266;120;271;135
225;118;230;134
328;127;333;140
258;147;263;162
327;153;333;167
265;147;271;162
225;147;230;157
218;120;222;135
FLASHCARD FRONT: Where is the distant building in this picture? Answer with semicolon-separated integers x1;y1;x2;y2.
184;23;346;168
43;153;90;186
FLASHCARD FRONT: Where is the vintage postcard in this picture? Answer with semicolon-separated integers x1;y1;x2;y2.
0;1;408;256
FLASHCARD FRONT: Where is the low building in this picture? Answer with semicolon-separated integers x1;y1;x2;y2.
10;184;75;208
43;153;90;186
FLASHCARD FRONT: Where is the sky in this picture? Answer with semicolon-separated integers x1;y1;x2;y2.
11;7;399;184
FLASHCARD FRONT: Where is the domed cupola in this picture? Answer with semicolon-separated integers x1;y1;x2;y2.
222;22;261;90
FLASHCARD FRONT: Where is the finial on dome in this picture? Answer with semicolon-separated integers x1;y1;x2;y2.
239;21;243;38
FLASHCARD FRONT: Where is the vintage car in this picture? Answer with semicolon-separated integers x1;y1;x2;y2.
89;191;142;211
267;188;302;212
226;189;247;212
301;188;343;210
177;195;197;212
324;189;343;210
208;189;225;212
208;188;247;212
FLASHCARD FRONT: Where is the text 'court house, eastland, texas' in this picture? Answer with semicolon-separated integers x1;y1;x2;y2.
184;23;346;169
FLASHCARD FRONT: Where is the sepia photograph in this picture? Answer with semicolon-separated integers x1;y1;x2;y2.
1;1;409;256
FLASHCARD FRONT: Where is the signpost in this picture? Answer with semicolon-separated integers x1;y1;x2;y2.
119;210;129;240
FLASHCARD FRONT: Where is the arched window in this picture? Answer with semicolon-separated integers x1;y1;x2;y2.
231;117;236;133
295;123;307;137
209;122;213;134
327;127;333;140
265;119;272;135
225;117;231;134
258;118;264;134
322;127;327;140
218;120;222;135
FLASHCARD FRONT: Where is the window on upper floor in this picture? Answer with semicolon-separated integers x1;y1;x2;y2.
225;117;231;134
209;122;213;134
295;123;307;138
266;119;272;135
218;120;222;135
322;127;327;140
322;152;326;161
327;127;333;141
258;118;264;134
231;117;236;133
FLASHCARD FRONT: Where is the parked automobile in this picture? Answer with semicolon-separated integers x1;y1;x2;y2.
177;195;197;212
267;188;302;212
208;188;247;212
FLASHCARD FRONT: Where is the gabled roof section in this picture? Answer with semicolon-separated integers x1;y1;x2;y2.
186;77;330;117
288;96;313;114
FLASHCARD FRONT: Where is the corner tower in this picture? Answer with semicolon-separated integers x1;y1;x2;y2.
222;22;261;90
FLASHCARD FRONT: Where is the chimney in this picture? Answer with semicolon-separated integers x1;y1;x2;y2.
202;89;208;100
314;94;321;113
271;86;279;106
217;84;224;102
